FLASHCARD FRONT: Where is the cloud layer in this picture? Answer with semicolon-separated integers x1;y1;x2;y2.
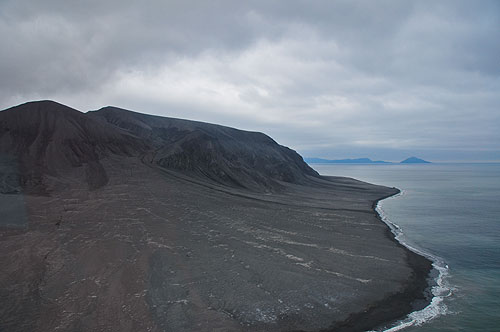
1;0;499;161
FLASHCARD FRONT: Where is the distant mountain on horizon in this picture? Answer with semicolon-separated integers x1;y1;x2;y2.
304;157;391;164
400;157;431;164
306;156;432;164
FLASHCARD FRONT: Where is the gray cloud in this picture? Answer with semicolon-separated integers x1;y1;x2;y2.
1;0;499;161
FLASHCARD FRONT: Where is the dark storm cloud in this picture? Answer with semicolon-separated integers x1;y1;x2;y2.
1;0;499;161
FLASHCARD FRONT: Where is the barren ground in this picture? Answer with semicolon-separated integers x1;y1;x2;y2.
0;156;430;331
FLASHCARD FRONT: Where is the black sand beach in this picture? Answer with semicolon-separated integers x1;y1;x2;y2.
0;101;432;331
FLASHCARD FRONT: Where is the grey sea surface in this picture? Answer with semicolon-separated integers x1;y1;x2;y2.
311;163;500;332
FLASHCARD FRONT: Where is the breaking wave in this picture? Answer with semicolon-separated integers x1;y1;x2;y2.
371;190;454;332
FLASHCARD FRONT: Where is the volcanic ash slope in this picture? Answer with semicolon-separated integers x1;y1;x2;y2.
0;101;431;332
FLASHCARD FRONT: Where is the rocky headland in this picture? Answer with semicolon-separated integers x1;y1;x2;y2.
0;101;431;331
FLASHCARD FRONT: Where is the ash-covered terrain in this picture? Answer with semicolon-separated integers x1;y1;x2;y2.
0;101;431;332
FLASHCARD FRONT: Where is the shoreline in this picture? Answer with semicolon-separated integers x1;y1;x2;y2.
327;189;434;332
373;191;452;332
0;170;439;331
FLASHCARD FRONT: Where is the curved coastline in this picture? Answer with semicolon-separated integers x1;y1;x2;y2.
373;190;452;331
327;189;434;332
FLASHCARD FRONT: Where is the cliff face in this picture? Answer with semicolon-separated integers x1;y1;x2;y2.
0;101;319;193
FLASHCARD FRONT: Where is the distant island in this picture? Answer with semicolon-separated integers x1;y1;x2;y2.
304;157;391;164
305;156;432;164
400;157;431;164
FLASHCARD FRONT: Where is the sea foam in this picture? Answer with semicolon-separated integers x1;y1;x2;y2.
370;190;454;332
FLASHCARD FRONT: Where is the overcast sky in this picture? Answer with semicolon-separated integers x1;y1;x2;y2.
1;0;499;161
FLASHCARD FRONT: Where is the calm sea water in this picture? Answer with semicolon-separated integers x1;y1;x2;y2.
310;163;500;332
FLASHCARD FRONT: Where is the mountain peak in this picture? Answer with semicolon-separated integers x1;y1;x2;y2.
7;100;79;112
1;100;319;194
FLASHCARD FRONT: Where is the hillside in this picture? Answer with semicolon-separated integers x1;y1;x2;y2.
0;101;145;194
0;101;319;194
0;100;432;332
89;106;319;190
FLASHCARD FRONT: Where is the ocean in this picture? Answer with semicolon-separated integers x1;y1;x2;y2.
310;163;500;332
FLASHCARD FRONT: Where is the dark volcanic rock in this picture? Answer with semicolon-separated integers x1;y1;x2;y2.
0;101;318;193
0;101;146;193
0;100;432;332
0;101;319;194
89;106;319;190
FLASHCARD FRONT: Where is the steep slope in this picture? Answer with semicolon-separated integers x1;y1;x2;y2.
0;101;145;193
89;106;320;190
0;101;319;193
